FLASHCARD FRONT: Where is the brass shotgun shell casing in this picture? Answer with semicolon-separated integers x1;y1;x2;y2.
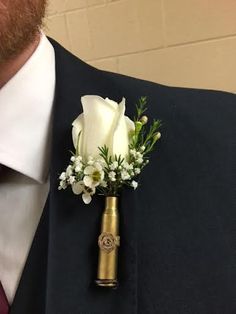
96;196;119;288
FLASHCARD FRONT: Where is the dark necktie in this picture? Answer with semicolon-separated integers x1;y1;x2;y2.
0;281;9;314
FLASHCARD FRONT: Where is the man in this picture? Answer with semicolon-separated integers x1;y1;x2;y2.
0;0;235;313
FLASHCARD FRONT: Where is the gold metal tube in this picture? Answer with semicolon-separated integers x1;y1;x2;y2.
95;196;120;288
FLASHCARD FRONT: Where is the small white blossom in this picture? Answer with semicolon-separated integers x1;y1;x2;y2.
128;163;134;170
134;168;141;174
108;171;116;181
130;149;136;156
136;152;142;158
75;164;83;172
58;180;67;190
72;181;95;204
59;172;66;181
66;165;73;176
100;180;108;188
137;157;143;164
75;159;82;167
75;156;83;162
83;162;104;188
70;156;76;162
82;192;93;204
110;161;118;170
140;146;145;152
131;180;138;190
87;156;95;165
121;170;130;181
72;181;84;194
123;161;133;170
68;176;76;185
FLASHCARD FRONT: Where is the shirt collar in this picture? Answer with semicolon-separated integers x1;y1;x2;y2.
0;34;56;183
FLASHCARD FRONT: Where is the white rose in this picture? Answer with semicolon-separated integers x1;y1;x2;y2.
72;96;135;159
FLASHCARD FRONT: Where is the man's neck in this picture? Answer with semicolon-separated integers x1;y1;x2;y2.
0;33;41;89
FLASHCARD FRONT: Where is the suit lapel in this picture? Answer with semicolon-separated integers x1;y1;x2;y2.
11;39;138;314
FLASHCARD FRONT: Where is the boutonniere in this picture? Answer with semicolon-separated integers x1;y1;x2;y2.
58;95;161;288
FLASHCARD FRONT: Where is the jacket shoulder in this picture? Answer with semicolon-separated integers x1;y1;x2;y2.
50;37;236;116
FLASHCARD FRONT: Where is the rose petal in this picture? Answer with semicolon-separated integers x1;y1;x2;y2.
112;98;131;158
72;182;84;195
82;193;92;204
84;165;94;175
72;113;84;151
104;97;119;109
100;171;105;181
83;175;93;187
94;162;103;172
80;95;118;158
125;116;135;132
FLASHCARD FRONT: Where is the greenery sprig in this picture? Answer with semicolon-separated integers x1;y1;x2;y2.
130;96;162;154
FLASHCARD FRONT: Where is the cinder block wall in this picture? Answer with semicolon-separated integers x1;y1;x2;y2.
45;0;236;93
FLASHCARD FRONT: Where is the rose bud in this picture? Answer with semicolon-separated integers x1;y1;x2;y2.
139;115;148;125
153;132;161;142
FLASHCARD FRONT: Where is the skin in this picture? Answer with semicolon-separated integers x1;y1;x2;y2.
0;0;47;88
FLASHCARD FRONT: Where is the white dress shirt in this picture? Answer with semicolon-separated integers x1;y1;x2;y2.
0;34;56;304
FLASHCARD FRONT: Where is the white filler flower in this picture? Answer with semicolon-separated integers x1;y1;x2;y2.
72;181;95;204
83;162;104;188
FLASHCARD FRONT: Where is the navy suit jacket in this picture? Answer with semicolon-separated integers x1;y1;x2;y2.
10;38;236;314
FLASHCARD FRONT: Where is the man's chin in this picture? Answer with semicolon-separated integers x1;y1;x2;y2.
0;30;41;65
